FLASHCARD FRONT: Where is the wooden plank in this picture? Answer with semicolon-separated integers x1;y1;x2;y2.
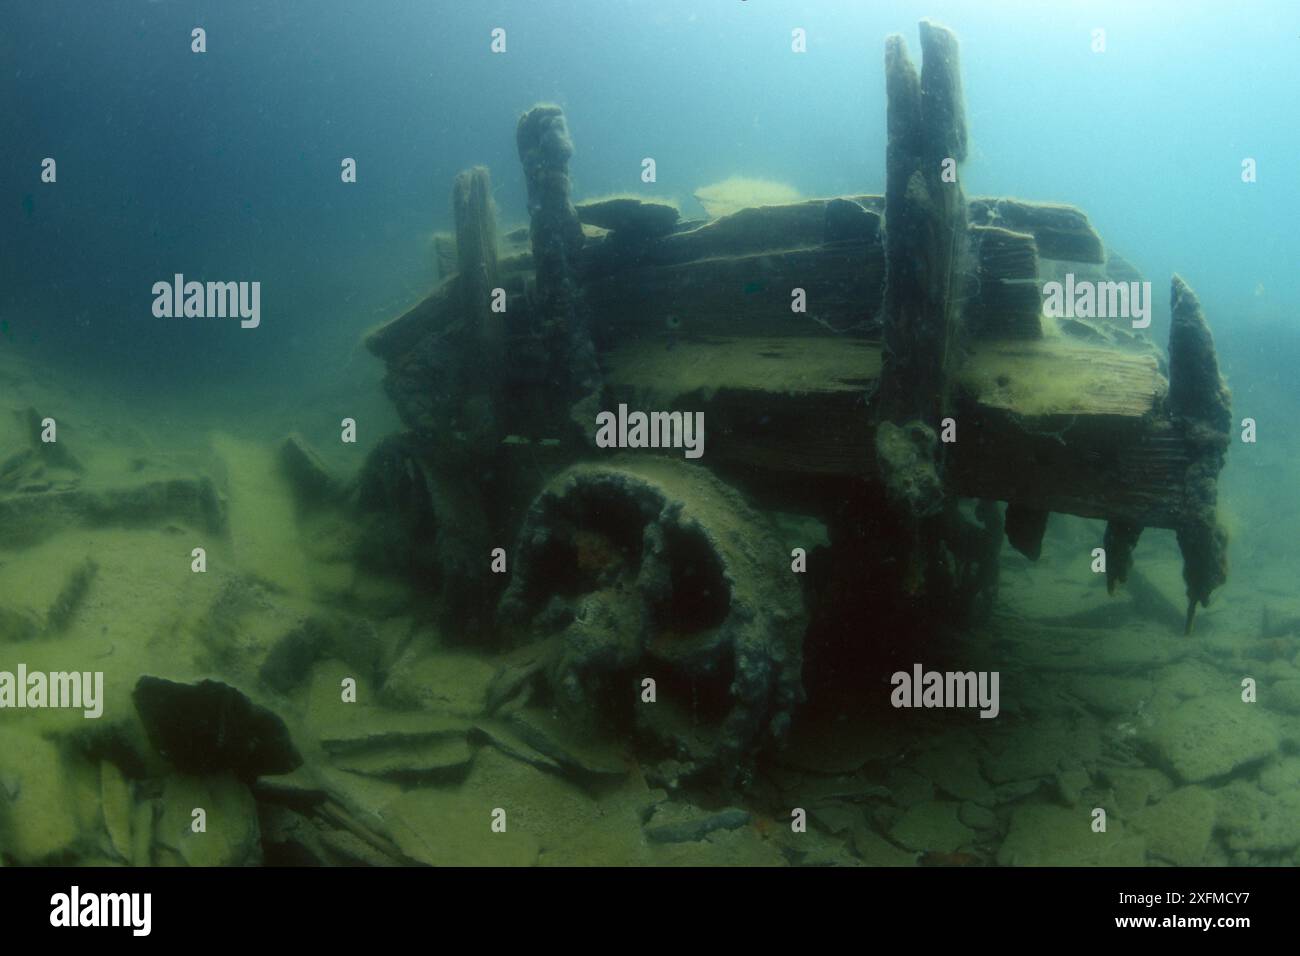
604;336;1161;422
605;336;880;397
580;196;883;278
516;105;600;421
961;337;1164;417
586;243;884;345
363;278;457;363
946;412;1194;529
876;20;967;429
603;336;876;477
602;334;1186;526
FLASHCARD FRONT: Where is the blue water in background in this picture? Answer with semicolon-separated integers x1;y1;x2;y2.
2;0;1297;400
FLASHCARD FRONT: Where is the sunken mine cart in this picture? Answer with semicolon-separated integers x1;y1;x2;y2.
357;20;1230;784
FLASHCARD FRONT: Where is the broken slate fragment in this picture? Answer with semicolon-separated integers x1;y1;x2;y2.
1130;786;1216;866
1142;695;1278;783
317;710;472;754
889;801;974;853
155;774;261;867
506;707;627;778
0;728;80;863
470;718;563;773
644;805;751;845
575;198;679;238
132;676;302;781
330;736;474;782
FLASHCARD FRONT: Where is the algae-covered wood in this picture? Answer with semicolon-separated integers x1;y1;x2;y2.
603;332;1182;527
961;336;1164;418
587;243;884;344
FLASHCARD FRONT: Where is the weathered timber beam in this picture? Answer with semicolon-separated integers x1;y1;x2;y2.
944;410;1195;528
581;197;881;277
363;277;457;363
584;244;884;346
1167;275;1231;633
873;20;971;597
452;166;502;369
876;19;969;476
516;105;600;428
601;334;1194;530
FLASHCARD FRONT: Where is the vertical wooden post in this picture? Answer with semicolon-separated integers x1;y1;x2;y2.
877;19;968;436
874;20;972;599
516;105;600;433
452;166;501;370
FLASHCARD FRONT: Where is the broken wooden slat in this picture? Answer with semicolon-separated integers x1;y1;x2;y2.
1103;519;1143;594
1005;503;1049;559
965;225;1042;339
1167;274;1231;632
582;196;884;276
650;200;844;263
363;278;458;363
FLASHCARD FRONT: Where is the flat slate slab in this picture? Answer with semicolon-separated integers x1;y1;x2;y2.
575;198;679;237
1142;695;1278;783
331;736;474;782
998;803;1145;866
889;800;974;853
